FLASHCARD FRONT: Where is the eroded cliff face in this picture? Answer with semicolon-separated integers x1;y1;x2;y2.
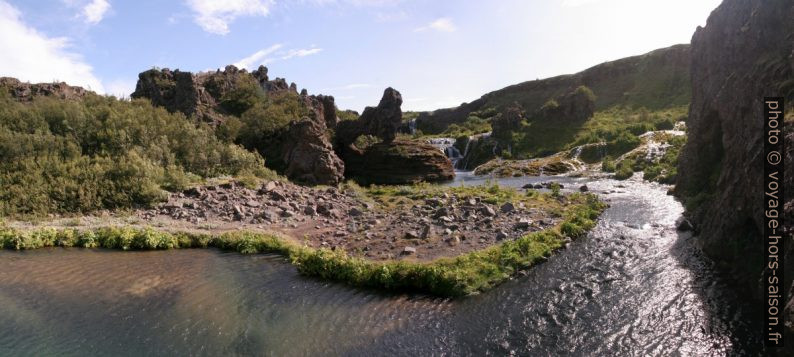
131;65;346;185
675;0;793;344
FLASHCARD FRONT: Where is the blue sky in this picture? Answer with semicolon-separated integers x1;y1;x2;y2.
0;0;721;111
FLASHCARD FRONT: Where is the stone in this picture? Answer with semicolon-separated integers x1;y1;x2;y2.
303;206;316;215
480;206;497;217
405;231;419;239
496;231;508;240
245;200;261;208
420;224;432;239
341;140;454;185
579;185;589;192
514;220;532;230
281;116;345;185
262;181;278;192
401;246;417;255
348;207;363;217
500;202;515;213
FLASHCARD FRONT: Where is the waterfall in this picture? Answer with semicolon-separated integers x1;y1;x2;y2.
457;132;492;171
427;137;464;168
408;119;417;135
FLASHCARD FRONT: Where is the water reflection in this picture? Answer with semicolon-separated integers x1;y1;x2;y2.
0;175;763;355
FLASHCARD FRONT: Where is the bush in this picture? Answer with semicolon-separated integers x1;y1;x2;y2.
0;94;273;216
601;155;616;172
614;160;635;180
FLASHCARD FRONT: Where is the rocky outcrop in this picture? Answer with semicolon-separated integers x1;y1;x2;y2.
334;88;455;184
132;65;349;185
536;86;595;123
415;44;690;134
0;77;91;101
131;65;299;125
282;117;345;185
335;87;404;146
302;94;338;129
675;0;793;347
343;139;454;184
491;104;525;144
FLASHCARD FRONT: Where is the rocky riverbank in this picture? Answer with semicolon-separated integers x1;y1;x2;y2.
5;178;598;263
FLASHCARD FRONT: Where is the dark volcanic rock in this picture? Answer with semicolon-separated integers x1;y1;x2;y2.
302;93;338;129
0;77;91;101
336;87;404;146
282;117;345;185
675;0;793;346
131;65;309;125
344;140;454;185
535;86;595;123
491;104;525;145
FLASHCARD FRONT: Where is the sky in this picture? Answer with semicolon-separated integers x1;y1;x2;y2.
0;0;722;112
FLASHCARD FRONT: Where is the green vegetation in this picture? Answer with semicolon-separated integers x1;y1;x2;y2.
441;115;492;138
613;160;635;180
0;192;605;297
0;93;275;217
611;134;686;183
234;91;310;170
601;155;616;172
365;180;527;207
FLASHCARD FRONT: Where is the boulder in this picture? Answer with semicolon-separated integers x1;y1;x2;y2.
281;117;345;185
343;140;454;185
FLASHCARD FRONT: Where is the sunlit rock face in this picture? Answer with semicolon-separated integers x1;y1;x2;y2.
675;0;793;341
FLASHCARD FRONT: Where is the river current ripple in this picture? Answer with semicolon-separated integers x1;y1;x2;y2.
0;174;763;356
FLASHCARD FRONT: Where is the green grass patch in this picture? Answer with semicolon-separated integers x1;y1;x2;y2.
0;194;606;297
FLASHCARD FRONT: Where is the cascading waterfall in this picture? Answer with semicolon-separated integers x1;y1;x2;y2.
427;137;464;168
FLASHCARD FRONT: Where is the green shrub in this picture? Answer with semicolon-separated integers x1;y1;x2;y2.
0;94;273;216
614;160;635;180
601;155;616;172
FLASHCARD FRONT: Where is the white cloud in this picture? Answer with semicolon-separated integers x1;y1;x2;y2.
414;17;456;33
0;1;104;92
104;78;136;98
281;47;323;60
83;0;110;24
233;44;322;69
233;44;283;69
186;0;273;35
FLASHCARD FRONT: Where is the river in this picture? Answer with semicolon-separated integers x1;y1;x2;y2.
0;173;765;355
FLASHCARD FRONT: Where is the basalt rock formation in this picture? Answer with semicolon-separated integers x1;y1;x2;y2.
131;65;299;125
491;104;525;145
282;117;345;185
0;77;91;101
336;87;404;146
343;140;454;185
132;65;345;185
536;86;596;124
675;0;793;347
335;88;455;184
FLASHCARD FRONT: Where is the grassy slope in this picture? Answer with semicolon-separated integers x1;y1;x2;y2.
0;190;605;297
415;44;691;160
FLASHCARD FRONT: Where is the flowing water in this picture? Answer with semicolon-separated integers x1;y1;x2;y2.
0;174;764;356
